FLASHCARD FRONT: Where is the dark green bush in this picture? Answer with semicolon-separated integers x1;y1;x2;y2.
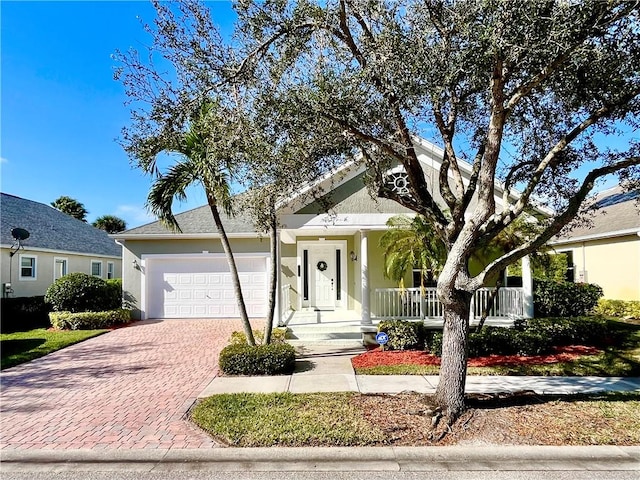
105;279;123;309
377;319;425;350
0;296;52;332
218;343;296;375
525;317;610;348
49;309;131;330
534;280;603;317
45;273;121;313
426;331;443;356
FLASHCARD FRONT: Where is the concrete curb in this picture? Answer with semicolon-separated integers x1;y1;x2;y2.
2;446;639;472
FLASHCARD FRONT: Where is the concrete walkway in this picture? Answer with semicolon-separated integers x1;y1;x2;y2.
200;344;640;397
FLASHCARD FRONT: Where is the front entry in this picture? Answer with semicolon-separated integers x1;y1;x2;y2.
310;245;336;310
298;240;347;311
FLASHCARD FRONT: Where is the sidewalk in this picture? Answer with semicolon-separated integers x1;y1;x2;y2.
199;345;640;397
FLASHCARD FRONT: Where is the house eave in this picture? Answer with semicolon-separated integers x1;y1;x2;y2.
549;227;640;246
0;244;121;259
111;232;261;241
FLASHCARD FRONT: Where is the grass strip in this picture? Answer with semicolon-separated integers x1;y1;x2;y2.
191;392;385;447
1;328;108;370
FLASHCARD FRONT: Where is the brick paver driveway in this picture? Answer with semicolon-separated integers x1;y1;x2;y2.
0;319;262;450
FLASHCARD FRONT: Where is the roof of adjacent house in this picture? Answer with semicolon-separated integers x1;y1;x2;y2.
121;202;258;236
553;186;640;243
1;193;121;257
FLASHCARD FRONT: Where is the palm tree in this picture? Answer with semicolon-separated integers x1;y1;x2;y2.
139;99;257;346
93;215;127;233
379;215;447;288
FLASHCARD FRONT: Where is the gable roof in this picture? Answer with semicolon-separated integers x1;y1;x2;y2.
1;193;121;257
552;186;640;244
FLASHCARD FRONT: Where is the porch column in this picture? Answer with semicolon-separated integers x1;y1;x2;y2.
522;254;534;319
274;229;282;327
360;229;372;325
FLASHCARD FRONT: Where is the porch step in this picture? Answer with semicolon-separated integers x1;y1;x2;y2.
285;324;363;342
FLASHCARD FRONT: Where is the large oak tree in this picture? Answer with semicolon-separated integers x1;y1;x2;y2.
233;0;640;422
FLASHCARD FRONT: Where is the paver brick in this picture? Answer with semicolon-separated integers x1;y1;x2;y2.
0;319;262;450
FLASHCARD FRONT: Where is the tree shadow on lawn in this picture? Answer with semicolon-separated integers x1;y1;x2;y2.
465;390;639;411
1;338;46;357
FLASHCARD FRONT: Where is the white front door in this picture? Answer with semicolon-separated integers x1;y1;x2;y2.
311;245;336;310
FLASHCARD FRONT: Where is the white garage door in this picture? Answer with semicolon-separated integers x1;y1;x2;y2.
145;255;268;319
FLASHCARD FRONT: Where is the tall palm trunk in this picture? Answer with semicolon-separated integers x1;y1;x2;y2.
207;194;256;346
263;201;277;345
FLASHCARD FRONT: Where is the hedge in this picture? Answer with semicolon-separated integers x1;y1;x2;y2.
0;296;52;332
534;280;603;317
218;343;296;376
49;309;131;330
594;299;640;319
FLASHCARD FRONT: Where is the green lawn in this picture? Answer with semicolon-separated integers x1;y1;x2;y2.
1;328;108;370
191;392;385;446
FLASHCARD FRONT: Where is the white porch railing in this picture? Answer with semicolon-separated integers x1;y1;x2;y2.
373;287;524;320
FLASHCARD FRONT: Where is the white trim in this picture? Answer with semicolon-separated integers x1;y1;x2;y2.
53;256;68;281
19;254;37;281
550;228;640;245
0;244;120;259
296;240;348;311
140;252;271;320
91;259;103;278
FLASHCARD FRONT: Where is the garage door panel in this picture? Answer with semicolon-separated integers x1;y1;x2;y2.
147;256;268;319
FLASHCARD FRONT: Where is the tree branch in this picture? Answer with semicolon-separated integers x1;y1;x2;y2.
468;156;640;290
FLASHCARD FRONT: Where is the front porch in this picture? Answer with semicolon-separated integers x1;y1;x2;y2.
281;286;526;344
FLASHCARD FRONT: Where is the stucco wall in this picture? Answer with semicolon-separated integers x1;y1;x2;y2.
1;247;122;298
555;234;640;300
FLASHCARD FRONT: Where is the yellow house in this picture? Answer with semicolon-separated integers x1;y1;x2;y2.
549;186;640;301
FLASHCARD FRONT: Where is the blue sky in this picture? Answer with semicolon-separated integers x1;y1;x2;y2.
1;0;236;229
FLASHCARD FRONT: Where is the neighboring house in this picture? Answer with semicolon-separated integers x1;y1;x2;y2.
1;193;122;298
549;186;640;301
113;138;534;329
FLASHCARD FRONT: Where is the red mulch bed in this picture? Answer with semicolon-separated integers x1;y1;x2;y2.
352;345;601;369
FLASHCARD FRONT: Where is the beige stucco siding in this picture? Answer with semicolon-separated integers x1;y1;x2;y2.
1;247;122;298
555;234;640;300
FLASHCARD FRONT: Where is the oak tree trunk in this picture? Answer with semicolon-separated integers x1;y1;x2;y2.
434;289;473;422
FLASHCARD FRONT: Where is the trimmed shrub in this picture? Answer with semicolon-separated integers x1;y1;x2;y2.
0;296;52;332
45;273;121;313
525;317;610;348
534;280;603;317
426;331;443;356
105;279;123;309
377;319;425;350
594;299;640;319
230;328;288;345
49;309;131;330
218;343;296;376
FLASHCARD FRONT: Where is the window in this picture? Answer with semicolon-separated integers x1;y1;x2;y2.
413;269;437;288
302;250;309;301
54;258;68;280
336;249;342;301
107;262;115;280
19;255;37;280
559;251;575;283
91;260;103;278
